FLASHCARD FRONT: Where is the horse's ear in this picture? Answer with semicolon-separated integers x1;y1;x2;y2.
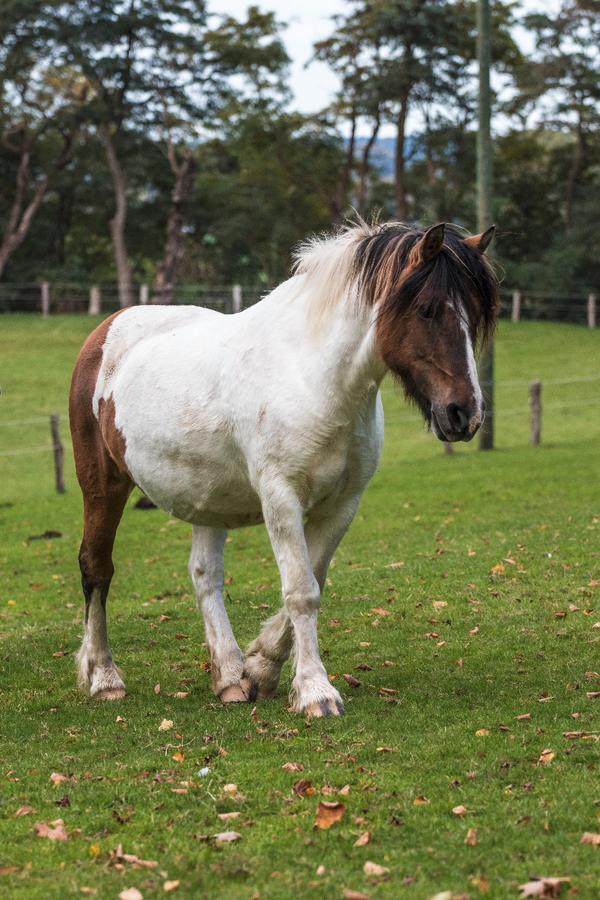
412;223;445;265
464;225;495;253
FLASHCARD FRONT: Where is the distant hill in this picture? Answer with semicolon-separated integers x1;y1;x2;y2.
353;135;420;180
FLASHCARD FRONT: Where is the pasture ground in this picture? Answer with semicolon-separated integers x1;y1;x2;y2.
0;314;599;899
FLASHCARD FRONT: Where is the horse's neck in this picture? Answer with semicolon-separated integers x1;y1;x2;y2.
257;276;385;412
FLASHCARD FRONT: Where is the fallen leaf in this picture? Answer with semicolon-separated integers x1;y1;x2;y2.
217;811;240;821
158;719;173;731
378;687;397;696
465;827;478;845
354;831;371;847
490;563;505;576
518;877;570;897
34;819;69;841
281;762;304;773
213;831;241;843
475;728;490;737
433;601;448;609
315;801;345;829
414;795;430;805
537;748;555;766
119;890;143;900
363;861;390;879
15;806;35;816
222;783;239;797
586;691;600;699
369;607;391;617
580;832;600;845
163;880;180;892
154;683;161;694
293;779;315;797
343;891;370;900
172;751;184;762
376;746;393;753
50;772;68;786
343;673;361;688
515;713;531;721
111;845;158;869
452;805;468;816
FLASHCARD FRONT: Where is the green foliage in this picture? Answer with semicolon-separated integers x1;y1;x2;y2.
1;316;600;897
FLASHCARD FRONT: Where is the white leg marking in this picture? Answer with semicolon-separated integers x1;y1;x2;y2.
260;482;345;716
77;588;126;699
189;526;246;700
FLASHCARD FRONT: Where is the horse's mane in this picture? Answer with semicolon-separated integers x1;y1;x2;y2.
293;220;499;346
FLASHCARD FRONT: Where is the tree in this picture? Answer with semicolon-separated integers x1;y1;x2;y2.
0;62;80;278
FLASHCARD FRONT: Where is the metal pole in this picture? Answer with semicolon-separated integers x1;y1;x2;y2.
477;0;494;450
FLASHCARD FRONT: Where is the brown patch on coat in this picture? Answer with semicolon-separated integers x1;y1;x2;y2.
98;395;129;475
69;310;135;619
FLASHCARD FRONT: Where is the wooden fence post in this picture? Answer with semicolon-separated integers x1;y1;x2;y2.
139;284;149;305
89;285;101;315
530;380;541;446
232;284;242;314
588;293;597;329
41;281;50;318
50;414;66;493
511;290;521;323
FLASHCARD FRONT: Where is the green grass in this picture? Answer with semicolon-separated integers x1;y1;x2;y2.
0;314;599;899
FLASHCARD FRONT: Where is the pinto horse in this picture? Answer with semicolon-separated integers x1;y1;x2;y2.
69;221;498;716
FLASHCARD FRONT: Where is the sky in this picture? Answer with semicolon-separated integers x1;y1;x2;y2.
210;0;563;129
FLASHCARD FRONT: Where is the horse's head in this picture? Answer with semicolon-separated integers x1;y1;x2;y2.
357;222;499;442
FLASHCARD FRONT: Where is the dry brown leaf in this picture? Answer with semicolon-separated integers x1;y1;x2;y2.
515;713;531;721
34;819;69;841
376;746;393;753
378;687;397;696
112;845;158;869
580;832;600;845
369;607;391;617
464;827;478;846
281;762;304;773
217;811;240;821
354;831;371;847
315;801;345;829
343;890;370;900
119;890;143;900
433;601;448;609
153;683;161;694
414;795;430;805
518;877;570;897
163;881;180;893
15;806;35;816
293;778;315;797
490;562;505;576
213;831;241;843
452;805;468;816
475;728;490;737
158;719;173;731
586;691;600;699
363;861;390;879
343;673;361;688
172;751;184;762
537;748;555;766
222;783;239;796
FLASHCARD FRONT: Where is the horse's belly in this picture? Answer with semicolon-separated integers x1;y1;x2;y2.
126;437;263;529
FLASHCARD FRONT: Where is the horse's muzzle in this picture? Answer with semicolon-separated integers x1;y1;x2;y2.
431;402;484;442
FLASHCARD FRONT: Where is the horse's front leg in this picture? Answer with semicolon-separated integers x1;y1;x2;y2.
189;526;252;702
259;482;344;717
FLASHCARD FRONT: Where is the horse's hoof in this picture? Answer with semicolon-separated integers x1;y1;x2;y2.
94;687;127;700
220;678;258;703
302;697;345;717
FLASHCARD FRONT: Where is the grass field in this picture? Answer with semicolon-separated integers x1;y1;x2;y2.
0;314;599;899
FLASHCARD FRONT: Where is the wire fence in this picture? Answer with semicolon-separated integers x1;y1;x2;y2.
0;281;597;325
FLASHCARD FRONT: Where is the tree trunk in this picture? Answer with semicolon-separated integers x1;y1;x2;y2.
0;148;49;279
356;110;381;216
565;119;584;235
103;131;133;308
152;146;196;305
394;91;410;221
332;106;357;224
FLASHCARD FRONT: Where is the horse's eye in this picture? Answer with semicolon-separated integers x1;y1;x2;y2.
418;303;436;321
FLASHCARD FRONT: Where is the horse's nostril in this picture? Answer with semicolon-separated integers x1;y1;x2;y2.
447;402;469;432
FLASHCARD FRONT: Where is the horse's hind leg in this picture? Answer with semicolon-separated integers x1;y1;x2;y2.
189;526;251;702
77;472;132;698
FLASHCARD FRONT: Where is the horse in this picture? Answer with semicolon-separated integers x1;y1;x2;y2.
69;220;498;716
